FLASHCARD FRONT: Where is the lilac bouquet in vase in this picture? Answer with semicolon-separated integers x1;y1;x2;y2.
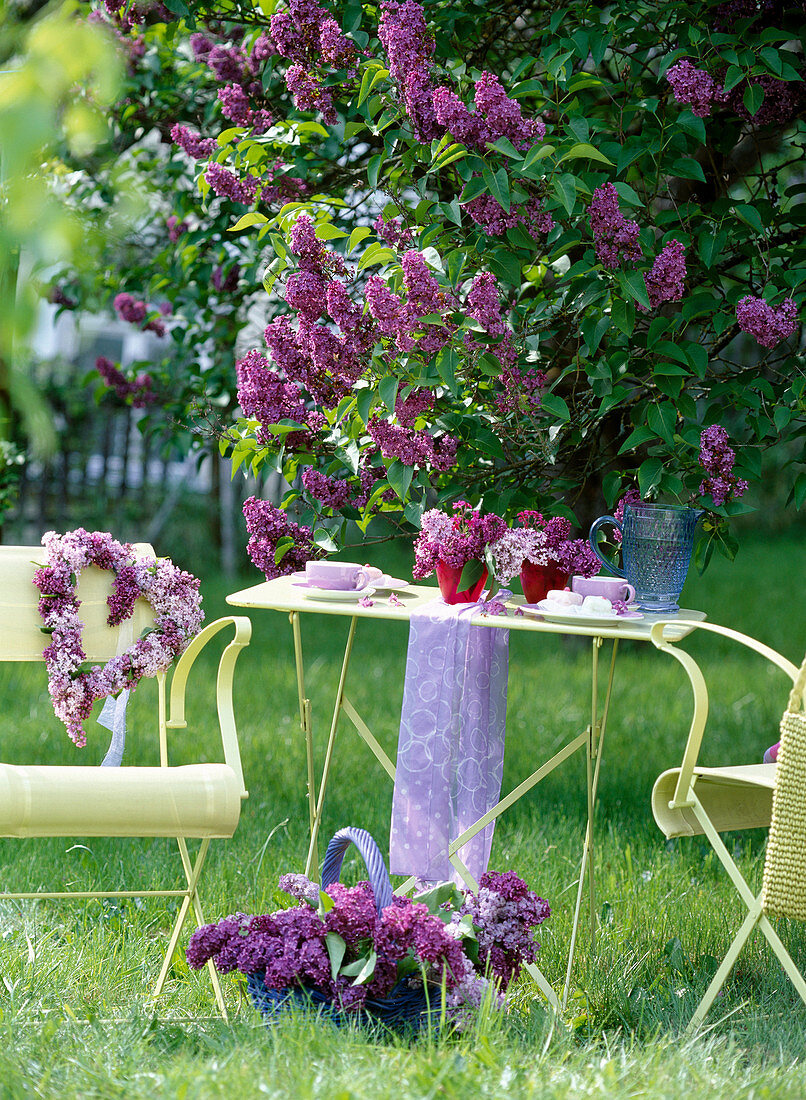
412;502;507;604
488;511;600;605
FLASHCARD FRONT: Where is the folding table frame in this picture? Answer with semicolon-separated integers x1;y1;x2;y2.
227;577;704;1013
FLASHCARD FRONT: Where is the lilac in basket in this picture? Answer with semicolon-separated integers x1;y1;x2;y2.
186;827;550;1033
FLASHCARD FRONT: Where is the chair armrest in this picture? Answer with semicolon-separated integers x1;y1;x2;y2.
165;616;252;797
649;619;797;809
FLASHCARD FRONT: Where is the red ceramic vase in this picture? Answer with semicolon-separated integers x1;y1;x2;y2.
436;561;489;605
520;561;570;604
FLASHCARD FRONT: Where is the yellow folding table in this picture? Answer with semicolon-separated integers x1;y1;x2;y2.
227;576;705;1012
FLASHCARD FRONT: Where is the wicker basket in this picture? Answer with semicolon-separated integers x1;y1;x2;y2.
247;827;434;1034
762;661;806;920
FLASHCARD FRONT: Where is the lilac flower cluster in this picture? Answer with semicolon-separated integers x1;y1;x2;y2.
736;295;799;348
34;530;203;747
494;363;546;418
378;0;440;141
412;502;507;578
187;865;549;1021
187;879;469;1013
365;248;456;358
666;60;725;118
394;386;434;427
373;213;413;248
236;349;321;448
698;425;748;507
458;870;550;989
166;215;188;242
113;292;166;337
95;356;156;408
434;71;545;152
612;488;643;543
367;417;458;471
488;512;600;581
588;183;642;269
205;163;260;205
726;74;805;126
301;467;352;509
643;240;687;309
218;83;273;134
170;124;217;159
465;192;553;240
270;0;358;124
242;496;319;579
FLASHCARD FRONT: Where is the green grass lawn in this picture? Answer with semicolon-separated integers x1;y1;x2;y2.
2;530;806;1097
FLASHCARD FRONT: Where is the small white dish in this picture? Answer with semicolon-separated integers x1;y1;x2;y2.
527;600;644;626
294;584;376;602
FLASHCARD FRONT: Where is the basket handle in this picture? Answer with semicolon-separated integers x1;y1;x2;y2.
321;826;393;914
787;655;806;715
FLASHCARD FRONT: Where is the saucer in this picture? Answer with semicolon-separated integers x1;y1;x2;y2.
292;581;377;602
290;571;409;592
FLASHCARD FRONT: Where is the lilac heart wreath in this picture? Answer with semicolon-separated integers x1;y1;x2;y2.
33;529;204;748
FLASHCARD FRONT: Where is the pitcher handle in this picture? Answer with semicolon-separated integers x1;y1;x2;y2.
589;515;626;578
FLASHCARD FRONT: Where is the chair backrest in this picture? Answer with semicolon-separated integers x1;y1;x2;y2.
0;544;155;662
762;654;806;920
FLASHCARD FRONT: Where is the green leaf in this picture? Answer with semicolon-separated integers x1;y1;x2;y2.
325;933;347;981
482;165;510;213
617;269;651;311
313;529;339;552
793;472;806;510
520;143;555;175
386;459;413;501
228;211;269;233
486;136;523;160
349;226;372;252
552;173;577;215
743;82;765;117
557;142;615;167
315;223;348;240
698;228;727;268
459;175;488;204
723;64;745;93
367;153;383;189
670;158;706;183
379;375;399;413
611;298;635;336
458;558;485;591
436;347;458;393
618;425;656;454
273;536;294;565
318;890;335;913
637;457;664;496
355;387;374;425
541;393;570;421
735;204;765;235
647;402;676;444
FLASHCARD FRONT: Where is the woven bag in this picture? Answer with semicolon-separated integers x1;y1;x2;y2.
762;658;806;920
247;827;433;1034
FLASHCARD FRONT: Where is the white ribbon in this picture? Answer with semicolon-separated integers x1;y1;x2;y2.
99;619;134;767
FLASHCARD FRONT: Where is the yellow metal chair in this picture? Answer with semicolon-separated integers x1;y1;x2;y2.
0;545;251;1017
650;619;806;1031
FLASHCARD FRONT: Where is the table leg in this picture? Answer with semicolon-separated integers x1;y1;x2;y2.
290;613;317;853
304;616;358;878
561;637;619;1011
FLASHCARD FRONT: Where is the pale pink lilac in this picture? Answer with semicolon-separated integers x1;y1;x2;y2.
34;530;202;748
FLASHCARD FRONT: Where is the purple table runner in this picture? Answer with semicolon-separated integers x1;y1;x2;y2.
389;597;509;884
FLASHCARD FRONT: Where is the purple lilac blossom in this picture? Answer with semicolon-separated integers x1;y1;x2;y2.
459;870;550;989
644;240;686;309
242;496;319;579
205;163;259;205
378;0;441;141
666;59;724;118
170;123;217;159
736;295;799;348
413;503;507;578
301;467;352;509
698;425;748;507
374;213;414;248
34;531;202;747
588;183;642;269
95;357;156;408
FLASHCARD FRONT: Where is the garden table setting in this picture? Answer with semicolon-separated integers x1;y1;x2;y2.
227;497;712;1013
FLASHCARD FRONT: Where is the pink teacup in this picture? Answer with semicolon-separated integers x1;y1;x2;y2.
305;561;372;591
571;575;636;603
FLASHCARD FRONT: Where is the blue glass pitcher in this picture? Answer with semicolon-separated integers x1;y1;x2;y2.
589;503;704;613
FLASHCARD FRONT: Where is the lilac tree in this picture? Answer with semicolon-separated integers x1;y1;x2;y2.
55;0;806;572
